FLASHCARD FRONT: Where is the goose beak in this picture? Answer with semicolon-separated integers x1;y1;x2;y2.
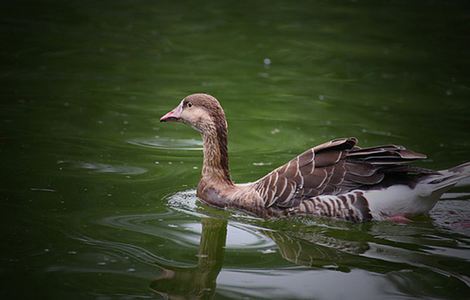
160;102;183;122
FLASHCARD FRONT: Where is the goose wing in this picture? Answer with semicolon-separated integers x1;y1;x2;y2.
253;137;427;209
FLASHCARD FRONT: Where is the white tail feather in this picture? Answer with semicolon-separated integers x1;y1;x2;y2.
366;162;470;219
456;177;470;188
417;162;470;197
424;174;469;197
436;162;470;189
450;162;470;187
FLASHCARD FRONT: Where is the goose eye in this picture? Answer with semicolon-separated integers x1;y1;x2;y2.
187;102;192;108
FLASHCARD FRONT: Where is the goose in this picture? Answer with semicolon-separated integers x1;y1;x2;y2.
160;93;470;222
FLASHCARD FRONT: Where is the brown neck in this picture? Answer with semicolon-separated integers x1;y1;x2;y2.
201;121;232;186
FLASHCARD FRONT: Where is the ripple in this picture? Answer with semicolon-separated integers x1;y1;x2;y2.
226;223;276;249
160;189;470;284
97;189;277;250
166;189;265;222
66;232;193;268
128;137;203;150
30;187;56;192
57;160;147;175
166;189;200;214
99;210;275;250
100;211;201;248
216;268;399;300
431;200;470;236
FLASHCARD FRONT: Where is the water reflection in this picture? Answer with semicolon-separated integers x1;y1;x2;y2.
150;217;227;299
263;230;369;271
70;190;470;299
150;190;470;297
147;217;470;298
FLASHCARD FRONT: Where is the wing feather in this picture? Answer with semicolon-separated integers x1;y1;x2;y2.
253;137;428;209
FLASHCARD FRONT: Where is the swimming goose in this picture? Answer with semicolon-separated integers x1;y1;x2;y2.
160;93;470;222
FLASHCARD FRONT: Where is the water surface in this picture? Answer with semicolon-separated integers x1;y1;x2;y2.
1;0;470;299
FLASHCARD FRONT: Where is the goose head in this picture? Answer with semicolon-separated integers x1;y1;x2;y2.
160;93;227;134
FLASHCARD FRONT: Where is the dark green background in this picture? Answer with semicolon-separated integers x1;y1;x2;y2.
1;0;470;299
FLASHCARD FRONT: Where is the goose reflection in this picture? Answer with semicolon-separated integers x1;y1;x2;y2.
149;213;470;299
149;217;373;298
263;229;369;271
150;217;228;299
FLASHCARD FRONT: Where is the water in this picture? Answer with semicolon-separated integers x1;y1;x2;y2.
1;0;470;299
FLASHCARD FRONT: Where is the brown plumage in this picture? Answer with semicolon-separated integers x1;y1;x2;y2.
160;93;470;222
253;137;430;210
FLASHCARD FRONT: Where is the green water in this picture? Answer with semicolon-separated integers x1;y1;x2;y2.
1;0;470;299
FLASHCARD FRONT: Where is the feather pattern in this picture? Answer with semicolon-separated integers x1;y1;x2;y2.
286;191;373;222
253;137;428;210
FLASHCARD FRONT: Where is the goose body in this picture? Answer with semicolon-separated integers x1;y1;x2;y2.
160;93;470;222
